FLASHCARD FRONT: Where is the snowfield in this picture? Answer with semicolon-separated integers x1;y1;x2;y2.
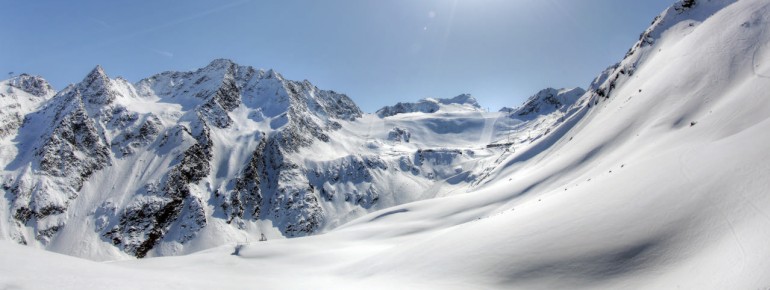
2;0;770;289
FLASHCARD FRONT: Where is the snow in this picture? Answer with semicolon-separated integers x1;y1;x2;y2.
0;73;55;142
2;0;770;288
375;93;483;118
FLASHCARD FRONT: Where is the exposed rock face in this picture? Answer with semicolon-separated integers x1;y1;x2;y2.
507;88;585;119
377;101;440;118
388;127;411;143
0;74;55;138
104;119;212;258
37;91;111;186
680;0;696;10
308;155;387;208
8;74;55;97
200;77;241;128
218;135;267;224
599;0;728;102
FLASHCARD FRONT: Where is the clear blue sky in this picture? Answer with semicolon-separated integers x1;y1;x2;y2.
1;0;674;112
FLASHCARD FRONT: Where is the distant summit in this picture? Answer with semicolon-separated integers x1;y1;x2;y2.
376;93;481;118
0;74;56;137
501;87;585;120
6;73;55;97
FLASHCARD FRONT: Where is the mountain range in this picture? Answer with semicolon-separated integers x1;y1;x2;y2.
2;0;770;288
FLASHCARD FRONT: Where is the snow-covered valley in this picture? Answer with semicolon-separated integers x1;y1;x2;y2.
2;0;770;288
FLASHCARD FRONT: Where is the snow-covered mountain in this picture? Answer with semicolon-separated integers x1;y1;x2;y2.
500;87;585;118
1;59;552;259
1;59;372;258
375;93;482;117
0;74;55;138
2;0;770;288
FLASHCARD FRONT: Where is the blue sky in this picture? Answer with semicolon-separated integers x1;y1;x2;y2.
2;0;673;112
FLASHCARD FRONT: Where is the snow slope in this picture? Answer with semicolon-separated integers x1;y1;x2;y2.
2;0;770;288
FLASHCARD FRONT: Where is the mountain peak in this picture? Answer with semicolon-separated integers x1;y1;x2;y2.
79;65;115;105
87;65;107;79
504;87;585;119
7;74;55;97
82;65;110;87
264;68;283;80
376;93;482;118
206;58;236;70
436;94;480;108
